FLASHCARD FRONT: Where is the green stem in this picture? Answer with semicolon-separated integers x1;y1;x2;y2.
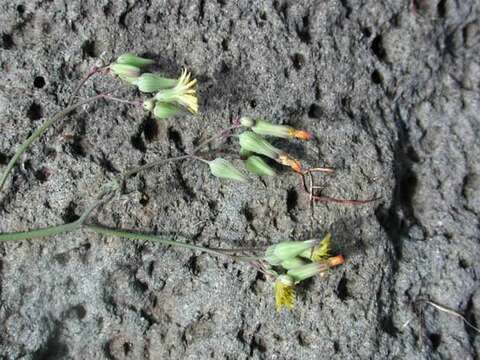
85;224;232;258
0;94;107;192
0;222;80;242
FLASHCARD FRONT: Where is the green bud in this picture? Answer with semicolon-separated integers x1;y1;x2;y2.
136;73;178;93
238;131;281;160
287;263;325;283
153;102;181;119
208;158;247;182
143;99;156;112
265;240;316;265
244;156;276;176
240;116;255;127
252;119;292;138
110;64;141;84
280;257;307;270
116;53;155;68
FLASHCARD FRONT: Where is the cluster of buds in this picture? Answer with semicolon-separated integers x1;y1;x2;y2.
109;54;198;119
207;117;312;182
262;233;345;311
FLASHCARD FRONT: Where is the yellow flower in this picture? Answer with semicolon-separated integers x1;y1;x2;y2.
274;275;296;311
155;69;198;113
300;233;331;261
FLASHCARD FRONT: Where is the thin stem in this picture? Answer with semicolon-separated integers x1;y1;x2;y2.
0;94;107;192
192;125;241;153
417;299;480;333
67;66;104;107
104;95;142;107
121;155;192;179
118;125;241;181
0;222;80;242
85;224;246;260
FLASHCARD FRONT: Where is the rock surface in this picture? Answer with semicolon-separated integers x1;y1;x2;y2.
0;0;479;359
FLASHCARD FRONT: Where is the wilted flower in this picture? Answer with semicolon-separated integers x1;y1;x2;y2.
135;73;178;93
244;156;276;177
208;158;247;182
155;69;198;113
116;53;155;68
274;275;296;311
265;240;316;265
239;132;302;172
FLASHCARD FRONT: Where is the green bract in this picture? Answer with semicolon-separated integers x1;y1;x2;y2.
252;119;293;138
244;156;276;176
116;53;155;68
287;263;324;283
153;102;181;119
208;158;247;182
280;257;307;270
265;240;316;265
109;63;141;84
136;73;178;93
238;131;281;160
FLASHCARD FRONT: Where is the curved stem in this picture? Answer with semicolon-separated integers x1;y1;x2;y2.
120;154;192;179
0;94;107;192
85;224;239;259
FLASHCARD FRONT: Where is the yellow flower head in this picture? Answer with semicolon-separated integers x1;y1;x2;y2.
274;275;295;311
154;69;198;113
300;233;331;262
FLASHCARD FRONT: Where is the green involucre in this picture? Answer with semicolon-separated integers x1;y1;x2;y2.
136;73;178;93
208;158;248;182
116;53;155;68
238;131;281;160
244;156;276;176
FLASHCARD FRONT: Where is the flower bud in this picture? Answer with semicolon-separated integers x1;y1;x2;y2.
244;156;276;176
153;102;181;119
250;119;312;140
265;240;316;265
136;73;178;93
143;99;156;112
208;158;247;182
300;233;331;261
238;131;281;160
287;263;327;283
280;257;307;270
109;63;141;84
116;53;155;68
240;116;255;128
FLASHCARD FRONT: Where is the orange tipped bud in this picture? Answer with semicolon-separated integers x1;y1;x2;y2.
290;129;313;141
278;154;302;173
326;255;345;268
